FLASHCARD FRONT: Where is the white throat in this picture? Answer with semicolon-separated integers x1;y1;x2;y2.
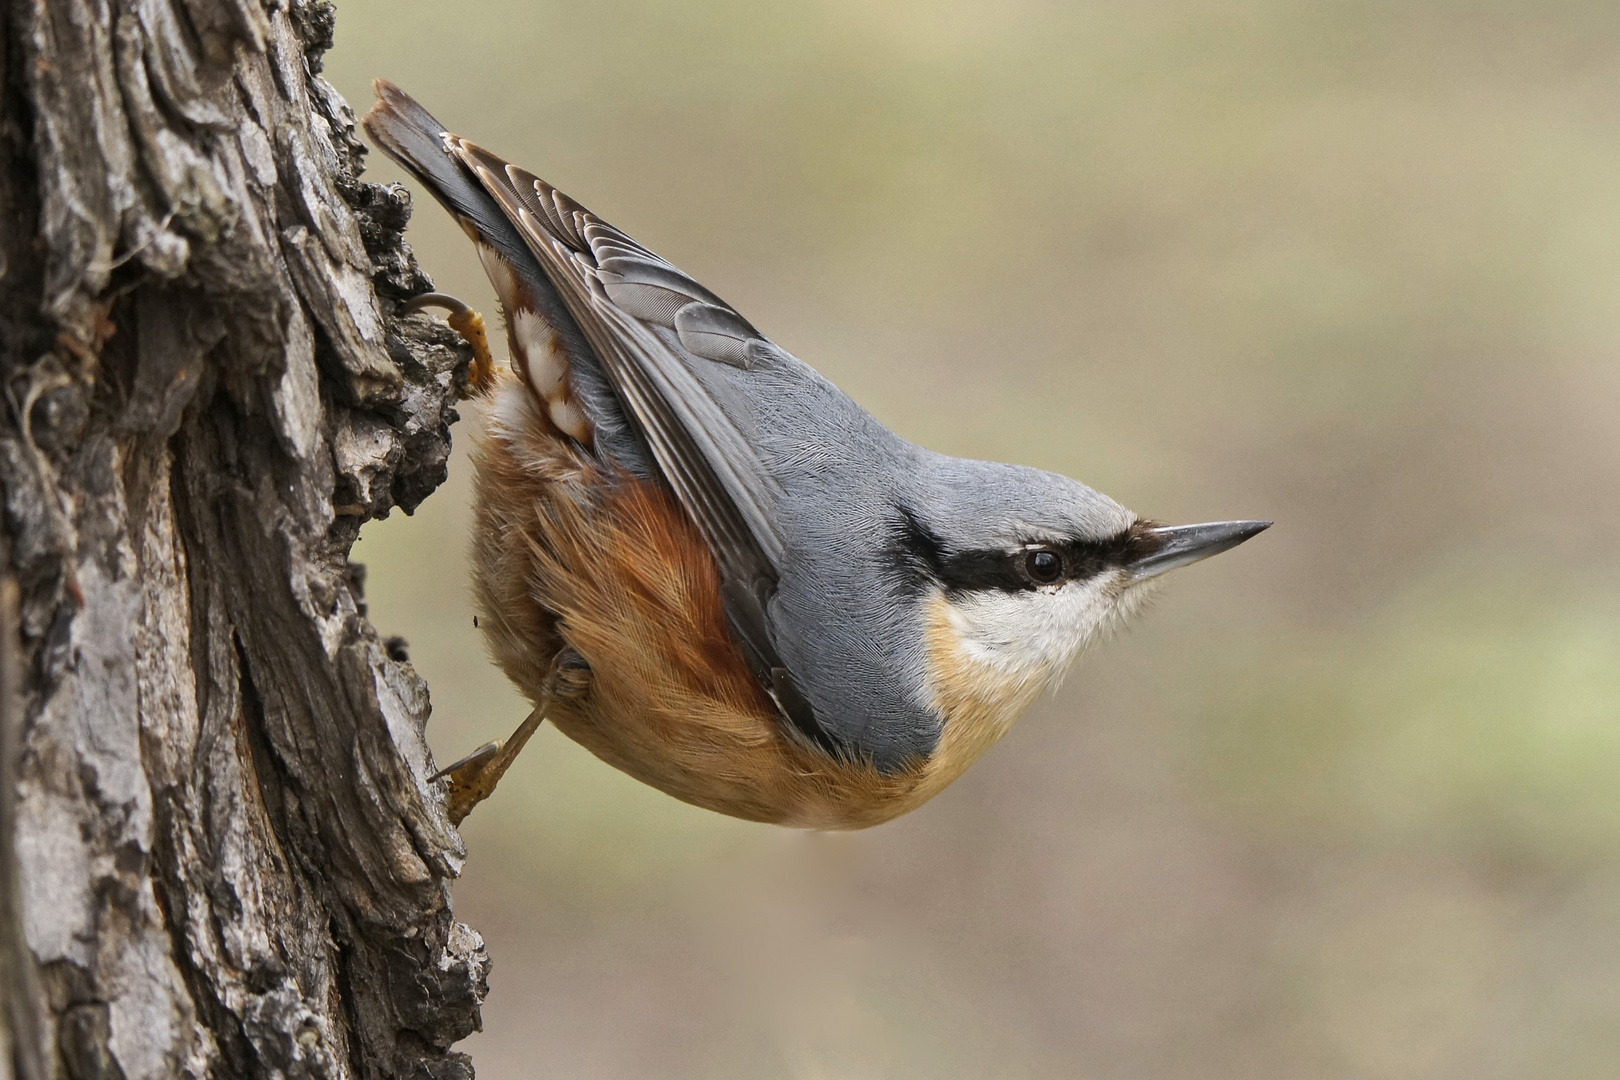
940;570;1142;699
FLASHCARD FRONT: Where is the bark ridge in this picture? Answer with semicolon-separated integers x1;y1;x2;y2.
1;1;489;1077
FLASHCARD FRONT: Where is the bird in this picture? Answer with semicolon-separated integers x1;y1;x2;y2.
363;81;1269;830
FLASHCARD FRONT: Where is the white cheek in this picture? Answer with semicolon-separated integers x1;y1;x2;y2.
944;572;1133;688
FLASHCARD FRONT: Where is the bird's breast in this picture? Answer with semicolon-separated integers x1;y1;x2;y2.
917;590;1074;793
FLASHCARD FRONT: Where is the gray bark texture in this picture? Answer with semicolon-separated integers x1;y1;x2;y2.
0;1;491;1078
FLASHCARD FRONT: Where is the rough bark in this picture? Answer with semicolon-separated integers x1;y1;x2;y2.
0;1;490;1077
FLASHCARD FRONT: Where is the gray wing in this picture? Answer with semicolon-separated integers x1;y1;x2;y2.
449;140;828;748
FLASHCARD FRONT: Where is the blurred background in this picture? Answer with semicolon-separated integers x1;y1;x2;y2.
329;2;1620;1076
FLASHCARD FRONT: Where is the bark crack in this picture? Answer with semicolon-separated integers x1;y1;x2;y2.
1;0;491;1077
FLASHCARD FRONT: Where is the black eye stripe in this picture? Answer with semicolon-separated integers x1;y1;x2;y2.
940;550;1026;593
885;508;1162;597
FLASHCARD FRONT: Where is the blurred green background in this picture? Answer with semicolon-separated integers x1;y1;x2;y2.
328;2;1620;1076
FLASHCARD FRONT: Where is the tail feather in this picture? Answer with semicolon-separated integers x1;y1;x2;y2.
363;79;537;281
365;81;656;464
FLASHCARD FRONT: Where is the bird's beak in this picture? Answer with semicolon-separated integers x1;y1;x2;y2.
1127;520;1271;581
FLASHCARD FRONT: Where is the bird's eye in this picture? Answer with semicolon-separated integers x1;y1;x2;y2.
1024;548;1063;584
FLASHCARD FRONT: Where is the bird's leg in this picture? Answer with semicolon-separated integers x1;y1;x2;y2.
432;647;590;825
433;710;542;826
403;292;496;394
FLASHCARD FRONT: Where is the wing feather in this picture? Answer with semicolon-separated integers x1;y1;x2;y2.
451;138;828;746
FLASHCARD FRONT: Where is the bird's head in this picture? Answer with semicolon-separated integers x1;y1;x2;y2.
893;458;1268;754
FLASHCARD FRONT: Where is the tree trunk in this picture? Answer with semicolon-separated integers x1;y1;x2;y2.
0;1;490;1077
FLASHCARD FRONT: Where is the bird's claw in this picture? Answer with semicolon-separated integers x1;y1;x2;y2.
434;713;542;825
431;740;505;825
404;292;496;395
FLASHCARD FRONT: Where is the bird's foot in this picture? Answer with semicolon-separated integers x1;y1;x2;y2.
432;710;543;826
430;739;506;825
431;648;588;825
404;292;496;395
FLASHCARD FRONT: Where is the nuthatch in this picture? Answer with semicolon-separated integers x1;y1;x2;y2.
364;82;1269;829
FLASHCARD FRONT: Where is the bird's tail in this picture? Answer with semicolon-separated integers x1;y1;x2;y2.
362;79;537;276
